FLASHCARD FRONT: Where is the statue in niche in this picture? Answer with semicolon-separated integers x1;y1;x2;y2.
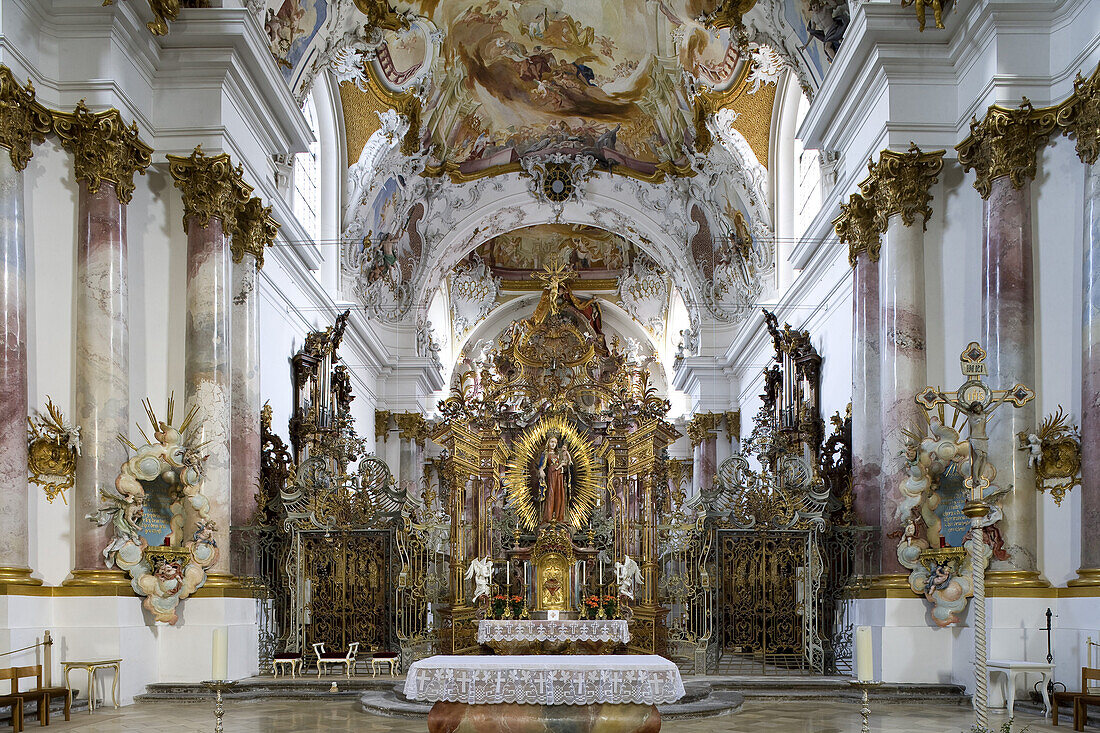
536;434;573;524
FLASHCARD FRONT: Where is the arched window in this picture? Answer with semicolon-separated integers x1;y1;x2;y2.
293;94;321;243
793;92;821;240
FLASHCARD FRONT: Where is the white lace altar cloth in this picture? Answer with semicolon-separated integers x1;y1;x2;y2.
476;619;630;645
403;655;685;706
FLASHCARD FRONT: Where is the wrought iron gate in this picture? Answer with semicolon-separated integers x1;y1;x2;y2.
717;529;822;675
300;530;393;654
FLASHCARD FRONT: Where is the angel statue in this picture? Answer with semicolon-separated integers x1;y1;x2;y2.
1023;433;1043;469
465;556;494;603
614;555;644;601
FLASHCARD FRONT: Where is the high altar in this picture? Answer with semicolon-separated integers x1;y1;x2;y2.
432;263;678;655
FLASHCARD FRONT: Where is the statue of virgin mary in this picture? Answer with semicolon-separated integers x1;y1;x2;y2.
536;434;573;524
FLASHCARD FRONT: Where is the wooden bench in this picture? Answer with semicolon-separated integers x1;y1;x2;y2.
1052;667;1100;730
0;669;23;732
312;642;359;678
11;666;70;727
370;652;399;678
272;653;303;679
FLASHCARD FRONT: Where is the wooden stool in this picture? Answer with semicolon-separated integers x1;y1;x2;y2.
371;653;399;677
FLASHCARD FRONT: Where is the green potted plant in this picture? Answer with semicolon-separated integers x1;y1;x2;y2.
602;594;618;619
491;594;508;620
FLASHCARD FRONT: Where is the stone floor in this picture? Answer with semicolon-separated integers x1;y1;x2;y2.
39;700;1062;732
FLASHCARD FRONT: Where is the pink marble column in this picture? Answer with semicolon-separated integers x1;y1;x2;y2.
0;154;33;581
981;178;1038;575
1076;161;1100;582
184;214;233;576
694;435;717;495
230;255;260;575
851;253;882;531
72;181;130;576
879;216;927;575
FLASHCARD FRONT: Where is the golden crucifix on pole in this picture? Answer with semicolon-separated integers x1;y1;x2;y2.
533;258;577;317
914;341;1034;730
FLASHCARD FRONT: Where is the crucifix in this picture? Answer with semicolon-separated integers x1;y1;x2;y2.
534;258;577;316
914;341;1034;729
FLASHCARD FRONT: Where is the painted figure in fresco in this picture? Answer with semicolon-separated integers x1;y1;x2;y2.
465;556;494;603
615;555;643;601
537;435;573;524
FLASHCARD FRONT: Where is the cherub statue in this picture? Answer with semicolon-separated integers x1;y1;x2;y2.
902;518;917;547
614;555;644;601
465;556;494;603
1023;433;1043;469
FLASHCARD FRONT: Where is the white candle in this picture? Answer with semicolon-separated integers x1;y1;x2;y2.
212;627;228;681
600;562;603;584
855;626;873;682
506;561;510;585
581;562;585;586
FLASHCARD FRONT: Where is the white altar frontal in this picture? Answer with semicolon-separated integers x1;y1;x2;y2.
405;655;684;733
476;619;630;645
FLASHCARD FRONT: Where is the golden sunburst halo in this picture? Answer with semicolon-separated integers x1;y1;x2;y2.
503;415;599;532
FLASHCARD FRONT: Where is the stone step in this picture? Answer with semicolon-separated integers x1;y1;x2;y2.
136;675;402;702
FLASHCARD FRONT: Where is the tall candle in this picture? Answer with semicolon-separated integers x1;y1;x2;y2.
506;561;510;585
855;626;873;682
212;627;228;681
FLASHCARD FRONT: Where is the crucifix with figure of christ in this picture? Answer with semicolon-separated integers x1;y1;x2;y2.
915;341;1035;502
534;258;576;317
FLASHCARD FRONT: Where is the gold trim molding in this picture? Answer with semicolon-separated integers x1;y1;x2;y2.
0;67;51;172
1056;64;1100;166
1068;567;1100;587
862;145;945;231
51;101;153;205
232;196;280;268
834;192;880;266
0;566;42;587
61;569;133;588
167;145;253;232
956;98;1059;199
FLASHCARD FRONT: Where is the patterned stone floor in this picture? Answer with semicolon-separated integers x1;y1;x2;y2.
40;700;1060;732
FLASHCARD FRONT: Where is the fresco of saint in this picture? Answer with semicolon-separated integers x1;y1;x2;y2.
536;434;573;523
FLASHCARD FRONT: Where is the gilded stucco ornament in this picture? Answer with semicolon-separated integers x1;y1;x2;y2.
833;192;879;265
51;101;153;205
956;98;1059;199
374;410;392;443
352;0;411;34
863;144;945;231
1056;64;1100;165
703;0;759;42
232;196;280;268
167;145;254;232
0;66;52;172
395;412;432;447
27;398;81;505
88;399;218;625
686;413;723;448
102;0;208;37
1017;407;1081;507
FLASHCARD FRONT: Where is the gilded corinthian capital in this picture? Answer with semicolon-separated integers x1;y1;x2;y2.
686;412;722;448
395;412;432;446
232;196;280;268
956;98;1059;199
167;145;253;232
1056;65;1100;166
833;192;879;266
0;66;52;172
52;101;153;204
862;145;945;231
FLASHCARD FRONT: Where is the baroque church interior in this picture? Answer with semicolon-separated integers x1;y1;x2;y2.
0;0;1098;731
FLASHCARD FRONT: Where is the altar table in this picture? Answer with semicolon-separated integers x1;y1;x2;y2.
405;654;684;733
477;619;630;654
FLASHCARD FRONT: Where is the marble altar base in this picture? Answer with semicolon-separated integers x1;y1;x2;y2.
427;701;661;733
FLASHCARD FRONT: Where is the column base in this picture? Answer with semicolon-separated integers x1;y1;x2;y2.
1068;568;1100;587
985;570;1051;590
0;567;43;587
61;569;133;588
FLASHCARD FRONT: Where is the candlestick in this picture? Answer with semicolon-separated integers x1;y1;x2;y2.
202;680;239;733
506;560;510;586
854;626;872;682
848;680;881;733
211;628;228;681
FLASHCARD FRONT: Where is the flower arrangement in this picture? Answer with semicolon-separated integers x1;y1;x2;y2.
602;594;618;619
508;594;527;619
582;594;601;619
491;594;509;620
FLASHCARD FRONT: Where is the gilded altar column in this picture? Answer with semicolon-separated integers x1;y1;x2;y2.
865;146;944;576
1059;67;1100;586
168;146;252;579
835;194;883;537
228;198;277;576
0;68;50;585
52;102;152;585
958;103;1057;585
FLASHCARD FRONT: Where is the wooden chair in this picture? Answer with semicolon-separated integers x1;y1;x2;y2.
0;669;24;732
311;642;359;679
12;666;70;727
1074;667;1100;731
370;652;399;678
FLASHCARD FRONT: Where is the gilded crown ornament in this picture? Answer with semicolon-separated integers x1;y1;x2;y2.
833;192;880;265
1056;64;1100;166
862;144;945;231
51;101;154;204
167;145;253;232
956;98;1059;199
232;196;280;267
0;66;52;172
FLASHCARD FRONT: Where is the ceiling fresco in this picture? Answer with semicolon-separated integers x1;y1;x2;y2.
470;224;644;285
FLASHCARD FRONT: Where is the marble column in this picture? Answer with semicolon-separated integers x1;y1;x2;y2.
836;194;883;535
688;413;719;496
0;68;50;585
52;102;152;583
228;198;276;577
169;147;253;579
865;146;942;577
958;104;1056;584
1060;68;1100;586
396;412;429;501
